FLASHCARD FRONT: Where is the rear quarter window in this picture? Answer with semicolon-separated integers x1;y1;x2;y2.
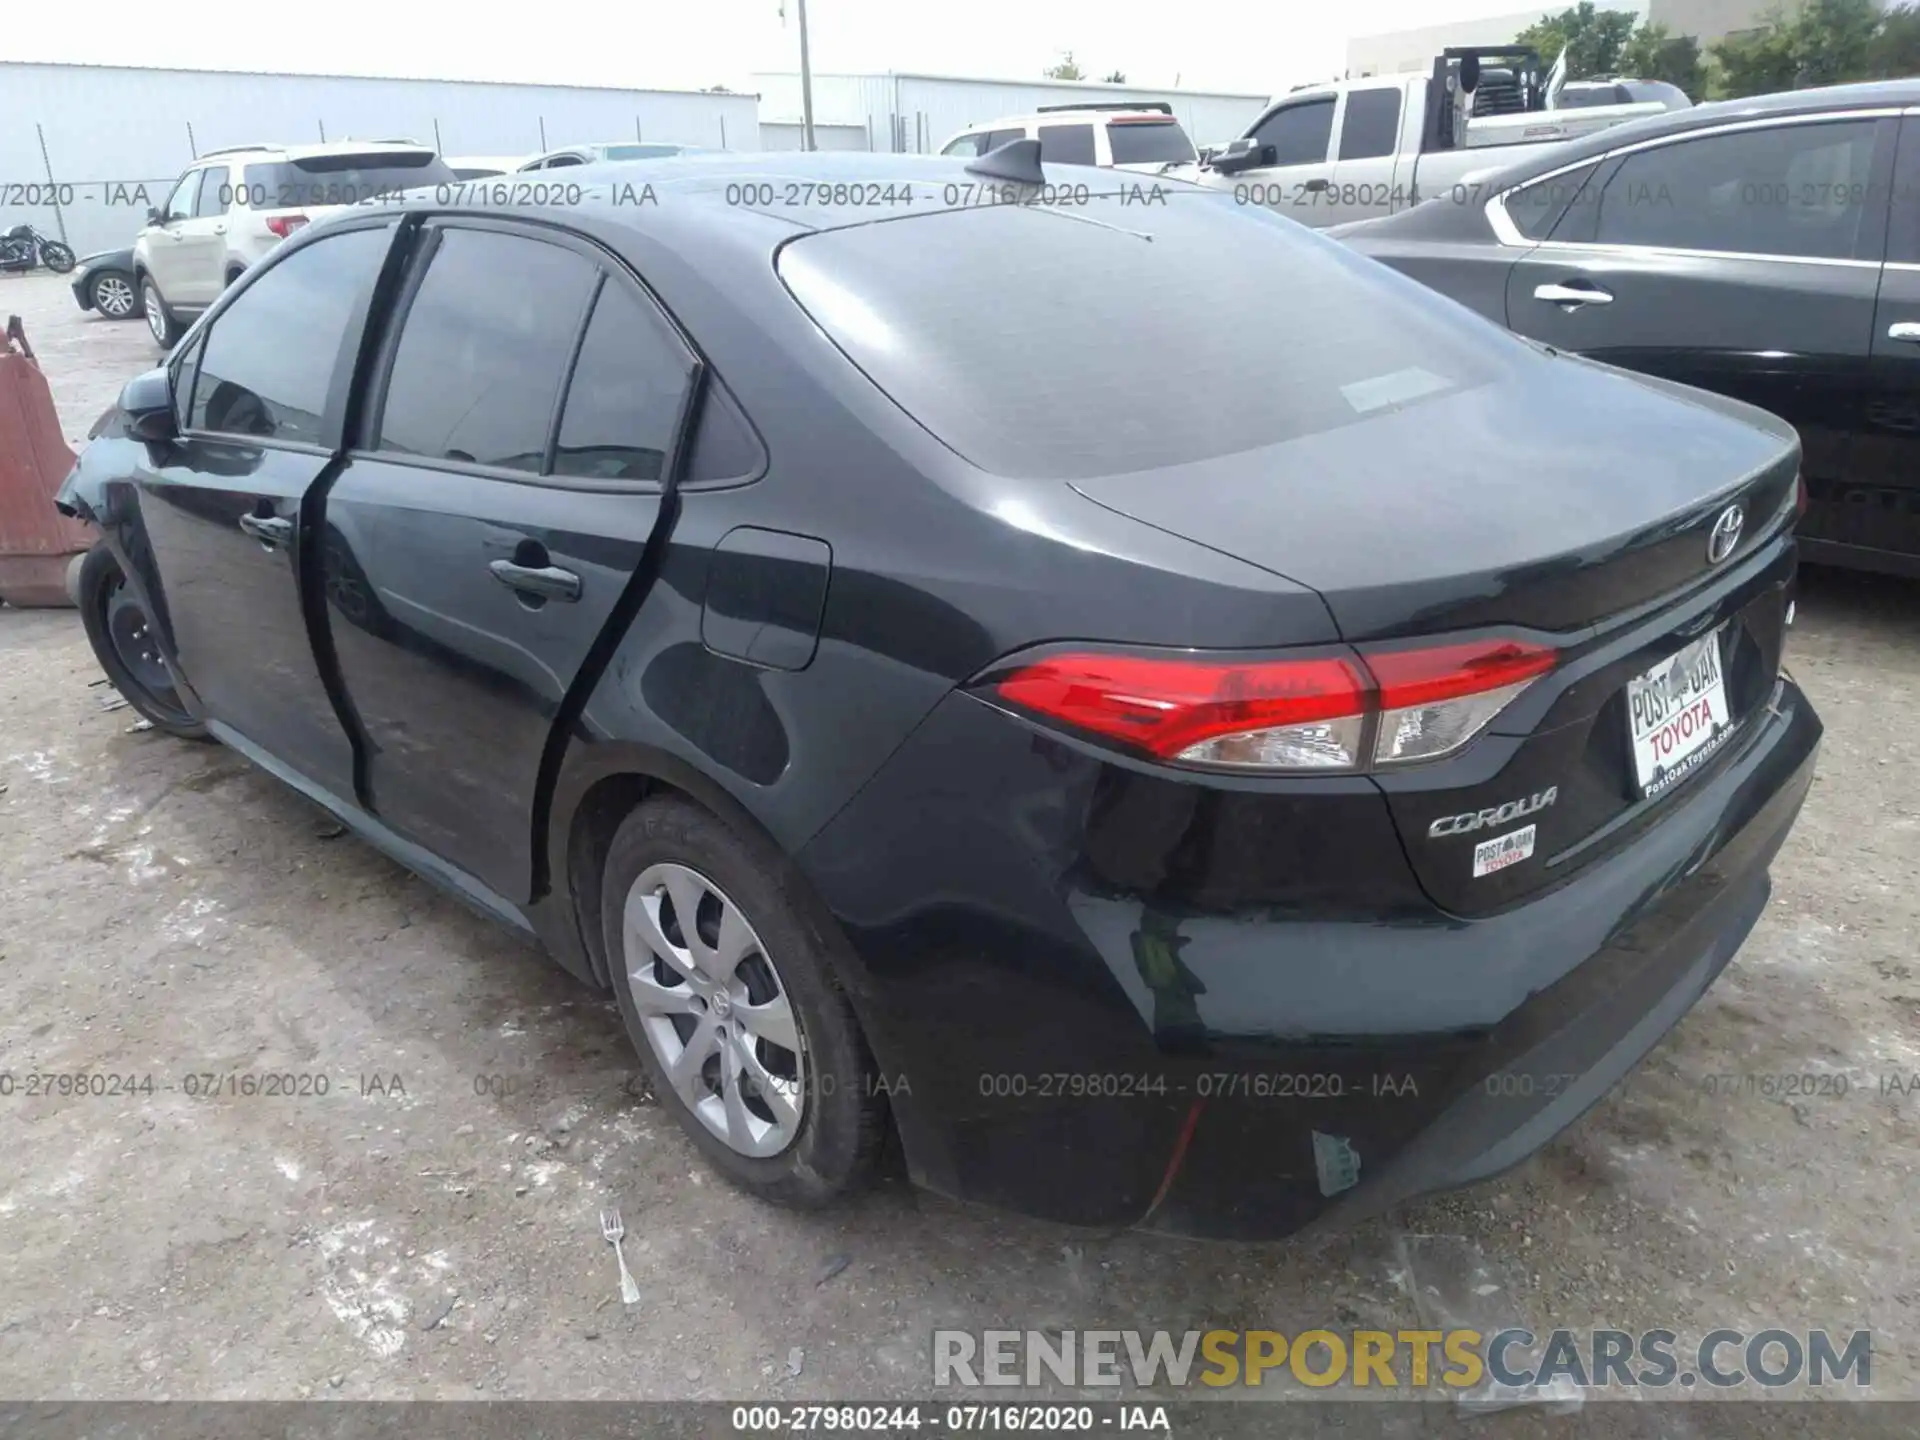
1106;120;1197;166
777;198;1512;480
1037;124;1097;167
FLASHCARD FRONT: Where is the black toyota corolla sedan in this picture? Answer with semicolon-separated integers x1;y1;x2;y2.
57;149;1820;1240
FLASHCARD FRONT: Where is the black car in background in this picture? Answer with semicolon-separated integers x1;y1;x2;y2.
58;152;1819;1239
70;247;140;320
1332;79;1920;578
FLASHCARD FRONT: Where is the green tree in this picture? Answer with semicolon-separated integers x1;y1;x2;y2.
1044;51;1085;80
1870;2;1920;77
1707;18;1798;97
1516;1;1639;76
1618;23;1705;94
1103;69;1127;83
1788;0;1879;85
1704;0;1880;97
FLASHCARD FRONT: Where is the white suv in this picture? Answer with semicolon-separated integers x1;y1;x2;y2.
133;141;455;347
937;103;1198;171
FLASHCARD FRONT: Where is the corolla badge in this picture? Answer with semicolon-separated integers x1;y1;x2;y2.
1707;504;1744;565
1428;786;1558;839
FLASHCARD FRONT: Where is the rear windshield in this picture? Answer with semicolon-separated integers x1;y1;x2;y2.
1106;120;1196;166
601;143;693;160
239;152;455;209
777;196;1510;480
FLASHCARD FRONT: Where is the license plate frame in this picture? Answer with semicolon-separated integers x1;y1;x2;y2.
1626;626;1733;801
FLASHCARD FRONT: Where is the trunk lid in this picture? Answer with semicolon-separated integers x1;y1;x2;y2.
1068;354;1798;641
1071;357;1801;915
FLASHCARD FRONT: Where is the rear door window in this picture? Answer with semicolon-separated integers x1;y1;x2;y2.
373;227;597;472
553;281;697;483
1589;119;1882;261
1338;89;1403;161
1106;120;1196;166
1037;124;1097;167
188;225;394;443
983;128;1028;151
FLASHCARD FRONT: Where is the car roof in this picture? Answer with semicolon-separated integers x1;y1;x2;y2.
200;140;438;163
960;109;1185;130
368;151;1210;296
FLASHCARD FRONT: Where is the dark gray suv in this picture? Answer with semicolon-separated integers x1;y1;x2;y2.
1332;79;1920;578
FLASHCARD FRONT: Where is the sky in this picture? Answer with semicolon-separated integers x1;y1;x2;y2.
10;0;1569;98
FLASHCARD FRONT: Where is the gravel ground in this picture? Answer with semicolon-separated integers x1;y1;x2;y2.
2;268;1917;1416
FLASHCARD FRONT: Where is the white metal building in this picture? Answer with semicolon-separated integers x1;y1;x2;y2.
1;62;763;258
752;72;1269;155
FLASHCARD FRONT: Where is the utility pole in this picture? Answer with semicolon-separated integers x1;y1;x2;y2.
797;0;817;151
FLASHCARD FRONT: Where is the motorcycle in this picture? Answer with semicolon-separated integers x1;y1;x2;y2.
0;224;76;275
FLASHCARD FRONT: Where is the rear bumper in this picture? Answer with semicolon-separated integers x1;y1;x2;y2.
799;674;1820;1241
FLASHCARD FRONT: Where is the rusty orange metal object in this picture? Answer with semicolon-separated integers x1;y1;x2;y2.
0;315;91;607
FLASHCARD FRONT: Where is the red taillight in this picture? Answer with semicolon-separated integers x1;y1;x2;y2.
1795;474;1809;519
986;637;1557;774
1365;639;1558;710
265;214;310;239
993;652;1368;764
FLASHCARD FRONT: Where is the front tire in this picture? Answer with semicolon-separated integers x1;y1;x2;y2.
39;242;75;274
602;795;885;1207
76;543;207;739
91;270;137;318
141;277;183;349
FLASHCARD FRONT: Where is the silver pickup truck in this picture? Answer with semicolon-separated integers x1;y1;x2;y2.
1179;46;1691;228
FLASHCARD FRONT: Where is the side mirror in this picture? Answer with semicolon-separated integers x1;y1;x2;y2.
120;368;178;444
146;206;163;226
1209;138;1270;175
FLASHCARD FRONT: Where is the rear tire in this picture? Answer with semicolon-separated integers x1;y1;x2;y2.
141;277;183;349
76;543;208;739
601;795;885;1208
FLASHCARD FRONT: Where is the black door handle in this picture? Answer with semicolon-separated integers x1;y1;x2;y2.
489;559;582;602
238;513;293;547
1302;178;1330;192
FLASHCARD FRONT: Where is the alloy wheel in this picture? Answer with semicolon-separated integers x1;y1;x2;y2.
622;862;807;1158
96;274;136;317
143;285;167;345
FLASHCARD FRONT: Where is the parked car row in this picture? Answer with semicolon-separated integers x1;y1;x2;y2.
60;139;1820;1238
71;139;717;347
449;143;713;178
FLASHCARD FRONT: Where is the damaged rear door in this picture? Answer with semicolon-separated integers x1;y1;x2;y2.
317;220;699;904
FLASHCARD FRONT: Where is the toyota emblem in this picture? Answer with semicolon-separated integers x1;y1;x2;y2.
1707;504;1744;565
